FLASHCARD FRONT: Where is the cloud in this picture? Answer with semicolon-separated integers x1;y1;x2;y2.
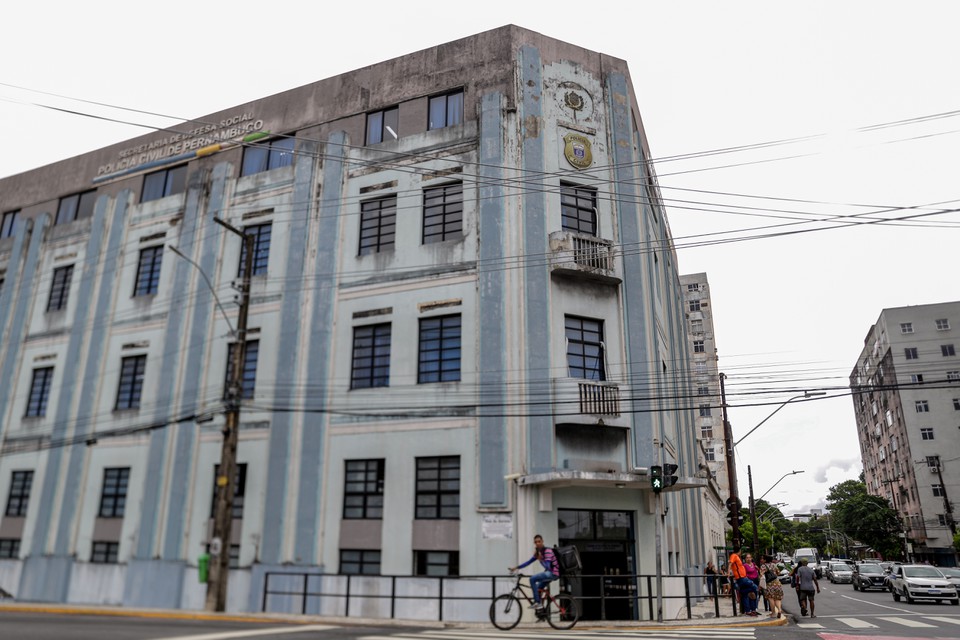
812;458;862;483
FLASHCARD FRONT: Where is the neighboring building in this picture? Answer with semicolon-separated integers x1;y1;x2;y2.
850;302;960;566
0;25;706;617
679;273;728;562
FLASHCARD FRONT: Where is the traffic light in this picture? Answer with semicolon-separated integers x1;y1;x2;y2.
650;465;663;492
662;463;679;489
726;511;744;527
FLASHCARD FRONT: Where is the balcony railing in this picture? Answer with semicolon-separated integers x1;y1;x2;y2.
548;231;620;284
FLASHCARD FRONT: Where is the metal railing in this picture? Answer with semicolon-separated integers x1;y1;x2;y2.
261;572;734;622
577;380;621;416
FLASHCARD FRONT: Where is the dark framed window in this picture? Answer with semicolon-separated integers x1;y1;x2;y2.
560;183;597;235
141;165;187;202
55;189;97;224
351;324;391;389
905;347;919;360
359;196;397;255
225;340;259;400
699;404;712;417
91;541;119;564
689;300;701;312
415;550;459;576
25;367;54;417
5;470;33;517
565;315;605;381
366;107;399;145
415;456;460;520
943;344;957;357
98;467;130;518
921;428;935;440
422;182;463;244
343;459;384;519
134;245;164;297
418;315;461;383
933;484;945;497
340;549;381;575
115;355;147;410
238;223;272;276
47;265;74;312
0;539;20;559
1;210;18;238
693;340;705;353
211;463;247;519
428;90;464;130
241;137;295;176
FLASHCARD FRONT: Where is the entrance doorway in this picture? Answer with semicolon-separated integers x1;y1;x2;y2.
558;509;637;621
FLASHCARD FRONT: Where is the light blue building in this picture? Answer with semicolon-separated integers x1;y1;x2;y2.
0;25;706;619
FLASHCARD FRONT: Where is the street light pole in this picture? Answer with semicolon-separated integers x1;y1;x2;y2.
205;217;254;613
734;391;826;448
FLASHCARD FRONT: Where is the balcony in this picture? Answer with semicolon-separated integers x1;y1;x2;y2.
548;231;621;284
552;378;627;428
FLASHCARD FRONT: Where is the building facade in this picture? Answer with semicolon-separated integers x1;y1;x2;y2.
679;273;728;563
0;26;707;616
850;301;960;566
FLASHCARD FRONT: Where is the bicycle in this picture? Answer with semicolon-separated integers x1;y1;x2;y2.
489;573;579;630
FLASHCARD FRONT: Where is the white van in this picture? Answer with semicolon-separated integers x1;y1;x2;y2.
793;548;823;578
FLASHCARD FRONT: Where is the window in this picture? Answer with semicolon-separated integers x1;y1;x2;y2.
900;322;914;334
933;484;945;497
241;137;295;176
55;189;97;224
904;347;919;360
422;182;463;243
98;468;130;518
211;463;247;519
0;539;19;559
415;456;460;519
911;374;924;384
942;344;956;357
921;428;935;440
948;371;960;381
936;319;951;331
366;107;399;145
351;324;391;389
701;425;713;439
418;315;461;383
689;300;701;312
47;265;74;312
5;470;33;517
565;316;605;381
690;319;703;333
134;245;163;297
1;210;18;238
938;514;948;527
343;459;384;519
698;385;709;396
560;183;598;235
238;223;272;276
699;404;712;417
415;550;459;576
428;90;464;130
141;165;187;202
358;196;397;255
705;448;716;462
225;340;259;399
915;400;929;413
954;398;960;411
695;361;707;375
25;367;54;417
927;455;941;470
693;340;705;353
340;549;381;575
115;355;147;410
91;541;119;564
687;283;700;292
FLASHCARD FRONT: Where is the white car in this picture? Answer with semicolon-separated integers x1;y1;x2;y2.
827;561;853;584
889;565;959;605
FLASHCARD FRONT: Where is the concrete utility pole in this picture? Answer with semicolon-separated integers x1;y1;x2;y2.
748;466;759;554
205;217;254;612
720;373;741;549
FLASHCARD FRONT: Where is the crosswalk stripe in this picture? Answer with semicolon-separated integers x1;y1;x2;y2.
359;629;756;640
878;616;937;628
924;616;960;625
796;623;824;629
837;618;877;628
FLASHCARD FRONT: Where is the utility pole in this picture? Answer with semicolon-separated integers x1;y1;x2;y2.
720;373;741;550
205;217;254;612
748;466;759;554
935;464;957;536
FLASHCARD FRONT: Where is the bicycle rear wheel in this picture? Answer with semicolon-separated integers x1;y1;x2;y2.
545;593;579;630
489;594;523;630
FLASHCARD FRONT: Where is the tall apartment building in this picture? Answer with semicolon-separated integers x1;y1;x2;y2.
679;273;728;563
0;26;707;616
850;301;960;566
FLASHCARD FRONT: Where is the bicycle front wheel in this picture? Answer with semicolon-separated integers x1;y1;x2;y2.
489;594;523;630
545;593;579;630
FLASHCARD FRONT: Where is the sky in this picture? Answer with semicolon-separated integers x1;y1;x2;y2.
2;1;958;518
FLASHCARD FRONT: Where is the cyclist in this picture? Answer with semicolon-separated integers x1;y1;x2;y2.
509;534;560;611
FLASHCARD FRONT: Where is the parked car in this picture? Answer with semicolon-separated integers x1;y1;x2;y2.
889;564;959;604
827;561;854;584
939;567;960;589
852;562;888;591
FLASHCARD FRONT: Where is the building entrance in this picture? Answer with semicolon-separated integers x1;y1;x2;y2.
558;508;637;621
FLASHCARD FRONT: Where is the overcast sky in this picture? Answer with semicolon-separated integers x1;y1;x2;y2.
2;1;958;518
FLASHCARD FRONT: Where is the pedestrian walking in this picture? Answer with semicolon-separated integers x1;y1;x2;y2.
759;554;784;619
794;557;821;617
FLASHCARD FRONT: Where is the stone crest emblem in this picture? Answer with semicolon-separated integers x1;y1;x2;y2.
563;133;593;170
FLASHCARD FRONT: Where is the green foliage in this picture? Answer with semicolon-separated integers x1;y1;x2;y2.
953;530;960;552
826;478;903;559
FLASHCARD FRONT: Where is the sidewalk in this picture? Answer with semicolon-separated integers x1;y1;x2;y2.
0;597;788;630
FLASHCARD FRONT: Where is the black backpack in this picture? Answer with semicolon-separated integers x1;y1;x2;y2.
554;545;582;576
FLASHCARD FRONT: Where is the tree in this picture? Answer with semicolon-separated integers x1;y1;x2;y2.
827;478;903;559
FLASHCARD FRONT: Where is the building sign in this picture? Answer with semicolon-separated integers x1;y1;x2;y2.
96;112;264;177
481;514;513;539
563;133;593;170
